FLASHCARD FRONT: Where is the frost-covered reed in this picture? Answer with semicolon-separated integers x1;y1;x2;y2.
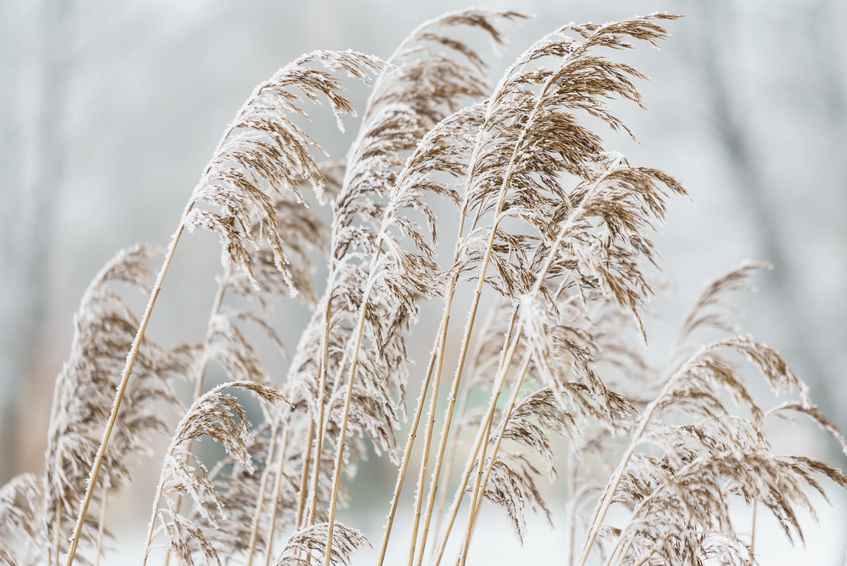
1;9;844;566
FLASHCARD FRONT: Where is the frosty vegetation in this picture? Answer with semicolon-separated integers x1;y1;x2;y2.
1;8;845;566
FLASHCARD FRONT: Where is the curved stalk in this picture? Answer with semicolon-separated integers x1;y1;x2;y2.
577;347;707;566
431;304;519;546
439;165;616;565
412;48;571;564
68;216;188;566
430;331;523;566
577;410;655;566
65;78;261;563
163;277;228;566
141;458;170;566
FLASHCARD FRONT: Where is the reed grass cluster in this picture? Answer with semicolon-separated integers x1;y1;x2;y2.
1;8;844;566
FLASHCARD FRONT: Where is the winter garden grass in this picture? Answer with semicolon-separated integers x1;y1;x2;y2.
1;8;845;566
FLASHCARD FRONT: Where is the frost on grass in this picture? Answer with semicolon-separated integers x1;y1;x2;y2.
1;8;844;566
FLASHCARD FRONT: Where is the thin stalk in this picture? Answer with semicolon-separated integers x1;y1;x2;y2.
163;277;228;566
577;347;706;566
322;280;376;566
376;342;439;566
577;406;656;566
303;12;412;530
67;216;189;566
264;426;291;566
422;305;520;566
606;533;634;566
246;424;281;566
459;416;493;560
295;420;315;529
431;426;484;566
306;291;334;526
434;178;595;563
413;52;567;564
293;420;314;566
405;285;457;566
430;384;470;542
435;149;618;566
567;456;578;566
460;162;617;561
402;132;486;563
430;331;523;566
420;305;522;566
459;352;532;564
412;242;493;566
432;305;519;543
65;77;260;562
141;459;169;566
604;466;702;566
635;549;658;566
304;15;422;532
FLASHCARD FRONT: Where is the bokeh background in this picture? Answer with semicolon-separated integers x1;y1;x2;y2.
1;0;846;563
